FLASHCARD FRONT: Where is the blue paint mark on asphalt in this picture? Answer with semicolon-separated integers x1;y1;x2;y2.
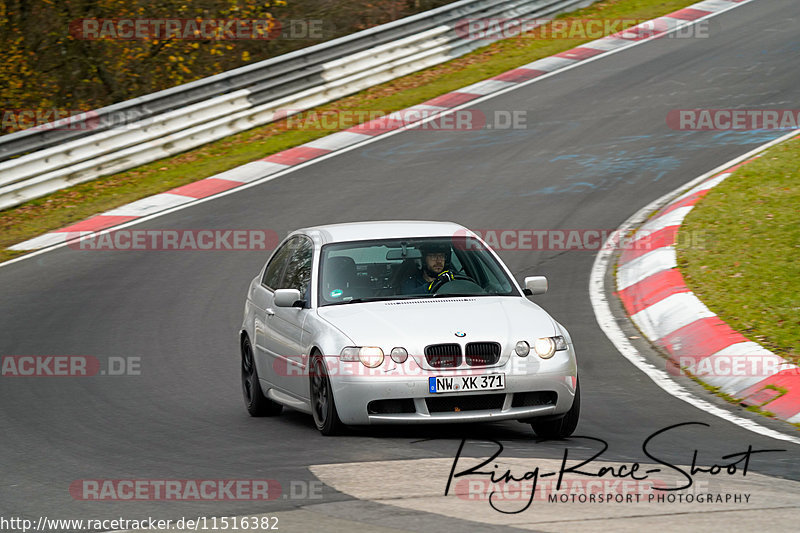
521;131;789;195
356;125;790;197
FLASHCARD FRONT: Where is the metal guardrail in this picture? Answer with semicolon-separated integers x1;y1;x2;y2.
0;0;595;210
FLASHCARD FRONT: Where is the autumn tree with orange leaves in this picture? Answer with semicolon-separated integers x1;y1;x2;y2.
1;0;451;133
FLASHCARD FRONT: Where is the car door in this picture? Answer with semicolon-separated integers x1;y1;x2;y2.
262;235;313;398
251;238;294;393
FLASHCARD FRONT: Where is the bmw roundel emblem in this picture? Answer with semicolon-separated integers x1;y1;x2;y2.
454;331;466;338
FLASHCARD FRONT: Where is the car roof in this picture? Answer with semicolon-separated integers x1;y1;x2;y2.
297;220;474;245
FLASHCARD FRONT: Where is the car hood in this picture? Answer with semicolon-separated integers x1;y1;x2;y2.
316;296;557;349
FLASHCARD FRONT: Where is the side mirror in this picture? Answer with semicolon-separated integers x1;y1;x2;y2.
274;288;303;308
523;276;548;296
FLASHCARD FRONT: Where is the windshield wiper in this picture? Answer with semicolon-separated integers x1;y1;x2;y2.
433;292;488;298
328;296;398;305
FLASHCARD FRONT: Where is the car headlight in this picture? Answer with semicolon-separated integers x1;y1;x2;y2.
514;340;530;357
340;346;384;368
390;347;408;364
534;336;567;359
340;347;360;361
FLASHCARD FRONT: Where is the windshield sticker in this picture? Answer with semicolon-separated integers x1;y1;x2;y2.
330;289;343;298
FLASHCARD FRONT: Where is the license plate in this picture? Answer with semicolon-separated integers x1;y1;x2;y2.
428;373;505;394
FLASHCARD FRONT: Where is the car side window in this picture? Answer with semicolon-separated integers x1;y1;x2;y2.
281;237;313;299
262;239;295;289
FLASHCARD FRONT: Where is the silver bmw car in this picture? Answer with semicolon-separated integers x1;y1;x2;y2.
239;221;579;437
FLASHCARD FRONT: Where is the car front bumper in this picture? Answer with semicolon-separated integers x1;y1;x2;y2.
329;350;577;425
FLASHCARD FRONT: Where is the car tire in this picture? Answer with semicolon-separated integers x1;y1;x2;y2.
241;336;283;417
530;377;580;439
310;353;344;436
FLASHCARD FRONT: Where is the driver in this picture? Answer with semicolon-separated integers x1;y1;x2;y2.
400;242;455;295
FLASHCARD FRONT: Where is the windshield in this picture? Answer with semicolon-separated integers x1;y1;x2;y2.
318;237;518;306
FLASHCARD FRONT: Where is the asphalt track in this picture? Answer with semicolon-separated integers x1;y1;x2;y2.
1;0;799;530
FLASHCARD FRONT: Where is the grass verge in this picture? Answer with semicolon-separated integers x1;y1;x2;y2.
677;134;800;364
1;0;700;264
